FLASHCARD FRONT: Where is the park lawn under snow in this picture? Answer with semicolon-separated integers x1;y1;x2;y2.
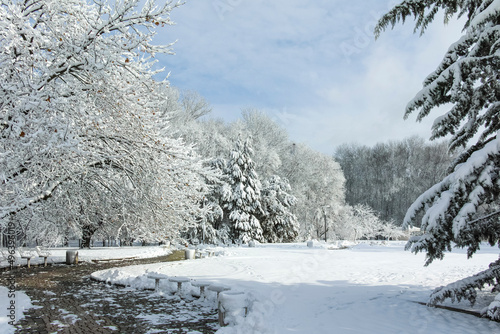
90;241;500;334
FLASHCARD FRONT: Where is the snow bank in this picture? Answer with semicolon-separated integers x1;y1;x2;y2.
0;286;33;334
91;246;227;291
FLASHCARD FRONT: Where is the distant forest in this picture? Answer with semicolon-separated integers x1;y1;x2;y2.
335;137;453;226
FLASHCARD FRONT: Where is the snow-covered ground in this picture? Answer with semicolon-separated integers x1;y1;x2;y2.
0;286;33;334
90;241;500;334
2;242;500;333
0;245;172;268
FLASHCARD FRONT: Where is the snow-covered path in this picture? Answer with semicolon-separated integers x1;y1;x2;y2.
92;242;500;333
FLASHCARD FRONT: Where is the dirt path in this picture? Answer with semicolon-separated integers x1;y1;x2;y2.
0;253;219;333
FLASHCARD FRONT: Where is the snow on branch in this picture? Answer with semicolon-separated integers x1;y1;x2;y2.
429;259;500;320
404;132;500;264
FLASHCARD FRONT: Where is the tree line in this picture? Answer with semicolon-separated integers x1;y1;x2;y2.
166;93;415;243
165;97;347;244
334;137;454;226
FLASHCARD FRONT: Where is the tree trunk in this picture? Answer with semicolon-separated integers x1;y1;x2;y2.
81;225;97;248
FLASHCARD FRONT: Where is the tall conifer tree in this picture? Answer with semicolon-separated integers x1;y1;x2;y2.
223;137;263;243
376;0;500;319
260;176;299;243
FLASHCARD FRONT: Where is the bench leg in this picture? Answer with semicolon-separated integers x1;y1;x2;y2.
177;282;182;294
26;258;31;268
200;286;206;299
43;257;48;267
218;301;225;326
155;279;160;292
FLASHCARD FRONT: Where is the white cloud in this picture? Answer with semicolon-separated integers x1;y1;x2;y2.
155;0;468;153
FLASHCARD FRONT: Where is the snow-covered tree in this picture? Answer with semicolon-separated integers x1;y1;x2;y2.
376;0;500;319
182;158;227;245
260;175;299;243
349;204;386;241
223;137;263;243
332;204;375;241
330;204;404;241
281;143;346;240
0;0;212;247
240;109;290;179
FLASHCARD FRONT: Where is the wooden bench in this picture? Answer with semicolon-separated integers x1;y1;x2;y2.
206;249;216;257
195;250;206;259
218;291;248;326
195;248;216;259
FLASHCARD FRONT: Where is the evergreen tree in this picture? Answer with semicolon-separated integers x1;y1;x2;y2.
260;176;299;243
376;0;500;319
223;137;264;243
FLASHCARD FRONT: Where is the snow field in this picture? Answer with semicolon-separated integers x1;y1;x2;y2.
91;241;500;333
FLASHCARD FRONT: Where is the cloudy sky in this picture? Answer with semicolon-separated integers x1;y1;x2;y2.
154;0;465;154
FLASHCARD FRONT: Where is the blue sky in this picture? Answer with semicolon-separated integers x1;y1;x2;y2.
154;0;465;154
